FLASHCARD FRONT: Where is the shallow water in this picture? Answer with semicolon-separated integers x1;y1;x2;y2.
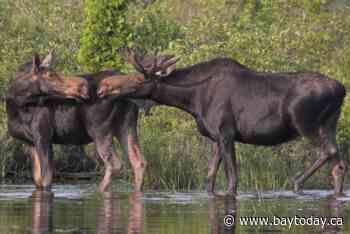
0;184;349;234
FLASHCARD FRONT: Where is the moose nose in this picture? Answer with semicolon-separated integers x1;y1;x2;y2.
80;86;89;99
77;82;89;100
97;86;107;98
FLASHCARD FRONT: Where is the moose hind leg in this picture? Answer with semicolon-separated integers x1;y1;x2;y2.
110;146;123;174
331;159;347;196
294;110;347;195
294;147;332;193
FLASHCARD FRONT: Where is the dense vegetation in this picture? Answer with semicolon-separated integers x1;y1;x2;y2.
0;0;349;192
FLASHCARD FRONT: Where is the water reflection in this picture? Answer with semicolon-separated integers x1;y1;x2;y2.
209;196;237;234
322;198;345;234
19;188;350;234
96;192;121;234
128;192;144;234
96;192;144;234
31;190;54;234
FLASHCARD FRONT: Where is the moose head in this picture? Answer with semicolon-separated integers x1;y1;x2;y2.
7;51;89;106
97;48;179;99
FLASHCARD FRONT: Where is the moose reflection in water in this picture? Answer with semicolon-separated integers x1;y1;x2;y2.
96;192;145;234
29;190;236;234
96;192;122;234
208;196;237;234
6;52;150;193
31;190;54;234
30;191;145;234
0;186;348;234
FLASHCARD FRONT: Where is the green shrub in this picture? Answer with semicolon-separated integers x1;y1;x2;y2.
78;0;131;72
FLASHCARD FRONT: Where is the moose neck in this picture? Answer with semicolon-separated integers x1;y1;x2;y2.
145;70;206;116
152;82;195;113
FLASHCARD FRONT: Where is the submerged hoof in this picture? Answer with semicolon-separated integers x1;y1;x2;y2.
207;191;216;198
98;184;109;193
293;182;304;194
224;191;237;200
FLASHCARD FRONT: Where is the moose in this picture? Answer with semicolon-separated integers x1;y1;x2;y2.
98;49;347;196
6;52;148;192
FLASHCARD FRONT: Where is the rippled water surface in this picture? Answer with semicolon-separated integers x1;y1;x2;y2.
0;184;350;233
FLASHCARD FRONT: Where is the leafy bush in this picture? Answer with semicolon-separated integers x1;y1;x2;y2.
78;0;131;72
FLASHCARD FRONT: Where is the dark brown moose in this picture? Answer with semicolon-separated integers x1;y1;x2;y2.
98;49;347;196
6;52;147;192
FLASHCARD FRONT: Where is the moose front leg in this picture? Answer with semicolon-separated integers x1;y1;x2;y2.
30;109;54;190
207;143;221;194
207;142;231;195
29;144;54;190
127;132;147;192
218;136;238;196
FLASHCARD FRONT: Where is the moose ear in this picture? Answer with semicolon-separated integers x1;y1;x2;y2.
40;50;54;68
31;53;41;75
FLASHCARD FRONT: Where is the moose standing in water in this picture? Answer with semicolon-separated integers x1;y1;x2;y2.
98;49;347;196
6;52;147;192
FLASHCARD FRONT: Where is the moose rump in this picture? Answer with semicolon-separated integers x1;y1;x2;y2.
218;71;345;146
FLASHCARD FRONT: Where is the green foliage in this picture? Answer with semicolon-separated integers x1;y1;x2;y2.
127;1;184;52
78;0;131;72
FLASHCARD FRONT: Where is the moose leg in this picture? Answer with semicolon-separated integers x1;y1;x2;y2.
111;146;123;174
294;142;345;194
207;142;230;195
30;109;54;190
207;143;221;194
218;136;237;196
294;150;332;193
29;145;53;190
116;107;147;192
294;110;346;195
325;110;347;195
117;126;147;192
95;136;123;192
127;132;147;192
330;158;347;196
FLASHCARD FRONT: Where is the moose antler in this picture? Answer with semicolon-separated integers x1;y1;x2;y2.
40;49;54;69
157;55;178;69
120;47;145;73
120;47;179;77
